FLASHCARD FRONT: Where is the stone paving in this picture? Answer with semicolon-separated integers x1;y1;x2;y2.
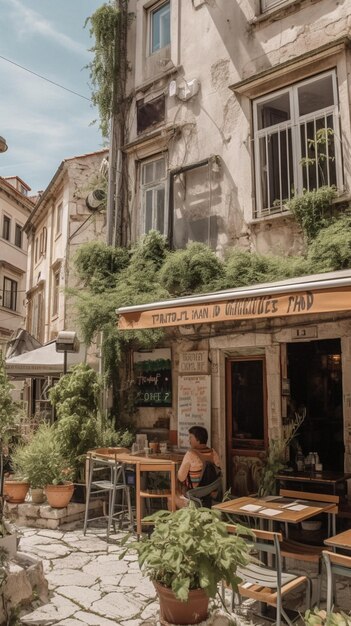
17;523;351;626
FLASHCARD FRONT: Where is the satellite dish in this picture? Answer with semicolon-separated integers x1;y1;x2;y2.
86;188;106;211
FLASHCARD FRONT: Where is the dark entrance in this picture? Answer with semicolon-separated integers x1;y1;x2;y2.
287;338;343;471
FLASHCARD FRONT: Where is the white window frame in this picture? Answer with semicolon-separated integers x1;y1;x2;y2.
56;202;63;236
253;70;343;217
141;155;168;235
150;1;171;54
3;276;17;311
261;0;290;12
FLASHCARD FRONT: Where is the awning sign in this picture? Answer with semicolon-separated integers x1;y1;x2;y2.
118;287;351;330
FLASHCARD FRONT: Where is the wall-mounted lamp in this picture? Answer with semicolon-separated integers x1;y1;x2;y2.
55;331;80;374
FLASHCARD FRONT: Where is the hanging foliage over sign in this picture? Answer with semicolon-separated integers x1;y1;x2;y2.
133;348;172;407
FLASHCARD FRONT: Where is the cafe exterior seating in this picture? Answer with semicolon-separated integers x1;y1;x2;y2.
186;475;223;508
322;550;351;612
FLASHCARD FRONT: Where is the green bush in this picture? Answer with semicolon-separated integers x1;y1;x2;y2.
307;214;351;272
287;186;337;241
159;242;224;296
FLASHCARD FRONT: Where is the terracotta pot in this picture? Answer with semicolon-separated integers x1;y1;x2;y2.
45;482;74;509
3;480;30;504
31;488;46;504
154;581;209;625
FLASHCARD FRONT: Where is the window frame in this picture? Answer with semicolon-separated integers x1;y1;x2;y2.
56;202;63;236
52;268;60;317
261;0;290;12
253;70;343;217
2;215;11;241
14;223;23;249
140;155;168;236
3;276;17;311
149;0;171;55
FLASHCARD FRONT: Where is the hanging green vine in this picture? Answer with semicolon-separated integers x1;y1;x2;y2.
86;1;130;138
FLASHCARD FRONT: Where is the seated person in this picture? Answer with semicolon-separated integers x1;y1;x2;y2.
168;425;221;510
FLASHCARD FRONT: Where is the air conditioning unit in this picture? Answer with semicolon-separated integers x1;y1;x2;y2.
86;188;106;211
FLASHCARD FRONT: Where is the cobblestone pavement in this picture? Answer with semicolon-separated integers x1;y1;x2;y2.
18;524;351;626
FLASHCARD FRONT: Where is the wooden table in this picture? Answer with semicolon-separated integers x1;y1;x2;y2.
276;470;351;496
212;495;336;525
324;528;351;551
87;448;184;536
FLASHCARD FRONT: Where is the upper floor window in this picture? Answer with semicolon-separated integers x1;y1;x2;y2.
253;71;342;217
141;156;167;235
52;268;60;317
15;224;22;249
150;1;170;54
3;277;17;311
2;215;10;241
261;0;289;12
56;202;63;235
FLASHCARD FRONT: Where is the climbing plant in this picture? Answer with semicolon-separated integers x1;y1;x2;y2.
287;185;337;241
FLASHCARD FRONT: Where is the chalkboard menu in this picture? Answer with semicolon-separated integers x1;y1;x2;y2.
177;375;211;448
133;348;172;407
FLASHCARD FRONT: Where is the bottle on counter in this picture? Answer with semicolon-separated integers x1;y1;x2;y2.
296;451;305;472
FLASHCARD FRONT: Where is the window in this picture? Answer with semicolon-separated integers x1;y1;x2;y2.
261;0;290;11
137;95;165;134
39;227;47;256
2;215;10;241
15;224;22;248
56;202;63;235
150;1;170;53
52;268;60;317
28;289;44;343
34;237;39;264
141;156;167;234
3;277;17;311
253;71;342;217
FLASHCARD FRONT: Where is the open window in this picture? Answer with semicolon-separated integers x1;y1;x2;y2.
253;71;342;217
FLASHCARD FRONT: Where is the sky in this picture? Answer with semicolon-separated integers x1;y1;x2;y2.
0;0;105;194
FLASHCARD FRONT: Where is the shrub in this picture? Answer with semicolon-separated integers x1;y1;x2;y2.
159;242;224;296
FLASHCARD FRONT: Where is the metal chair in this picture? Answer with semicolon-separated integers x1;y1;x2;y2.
227;526;311;626
322;550;351;612
186;475;223;508
84;450;133;541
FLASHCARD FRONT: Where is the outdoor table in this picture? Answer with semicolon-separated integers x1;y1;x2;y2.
324;528;351;551
212;494;336;526
276;470;351;496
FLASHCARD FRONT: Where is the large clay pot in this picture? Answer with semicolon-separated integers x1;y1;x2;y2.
154;582;209;625
3;480;30;504
45;482;74;509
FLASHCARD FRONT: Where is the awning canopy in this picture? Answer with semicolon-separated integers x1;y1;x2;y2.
5;340;86;378
116;269;351;331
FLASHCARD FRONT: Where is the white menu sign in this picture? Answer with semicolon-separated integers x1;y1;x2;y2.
177;375;211;449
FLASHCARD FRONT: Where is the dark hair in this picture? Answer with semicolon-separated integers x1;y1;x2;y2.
189;426;208;445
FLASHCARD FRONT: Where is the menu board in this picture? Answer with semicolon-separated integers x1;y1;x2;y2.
177;375;211;448
133;348;172;407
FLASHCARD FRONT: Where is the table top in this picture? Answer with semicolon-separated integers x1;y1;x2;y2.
324;529;351;550
212;495;335;524
276;470;351;485
87;447;184;465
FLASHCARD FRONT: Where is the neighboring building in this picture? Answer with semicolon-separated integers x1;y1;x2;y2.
115;0;351;493
0;176;34;354
6;149;108;416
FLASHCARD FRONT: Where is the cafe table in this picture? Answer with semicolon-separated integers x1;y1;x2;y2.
276;470;351;496
324;528;351;551
212;494;336;527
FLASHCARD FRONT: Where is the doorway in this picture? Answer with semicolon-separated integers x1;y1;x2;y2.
287;339;343;471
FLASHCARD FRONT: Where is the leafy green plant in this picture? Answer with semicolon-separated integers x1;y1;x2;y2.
12;423;73;487
300;128;335;187
305;608;351;626
258;411;305;497
307;213;351;272
159;242;225;296
120;506;251;602
287;186;337;241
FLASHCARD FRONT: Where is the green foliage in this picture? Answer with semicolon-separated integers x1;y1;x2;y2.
120;506;251;602
305;608;351;626
159;242;225;296
11;423;73;487
85;3;122;138
287;186;337;241
219;249;309;290
74;241;129;293
0;354;18;442
49;365;102;480
258;412;305;497
307;213;351;272
300;128;335;187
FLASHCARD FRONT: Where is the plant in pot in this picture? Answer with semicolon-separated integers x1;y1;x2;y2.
120;505;251;625
12;422;74;509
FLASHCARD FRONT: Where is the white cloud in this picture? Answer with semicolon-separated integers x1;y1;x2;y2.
4;0;89;56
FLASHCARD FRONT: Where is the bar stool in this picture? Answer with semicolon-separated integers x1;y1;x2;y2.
84;449;134;541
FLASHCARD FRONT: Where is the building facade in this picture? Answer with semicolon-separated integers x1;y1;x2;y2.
116;0;351;494
0;176;33;353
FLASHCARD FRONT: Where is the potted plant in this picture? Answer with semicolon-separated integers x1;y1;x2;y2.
120;505;251;625
304;608;351;626
12;422;73;509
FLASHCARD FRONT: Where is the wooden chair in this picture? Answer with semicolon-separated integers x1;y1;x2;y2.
323;550;351;612
135;460;176;537
278;489;339;605
226;525;311;626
